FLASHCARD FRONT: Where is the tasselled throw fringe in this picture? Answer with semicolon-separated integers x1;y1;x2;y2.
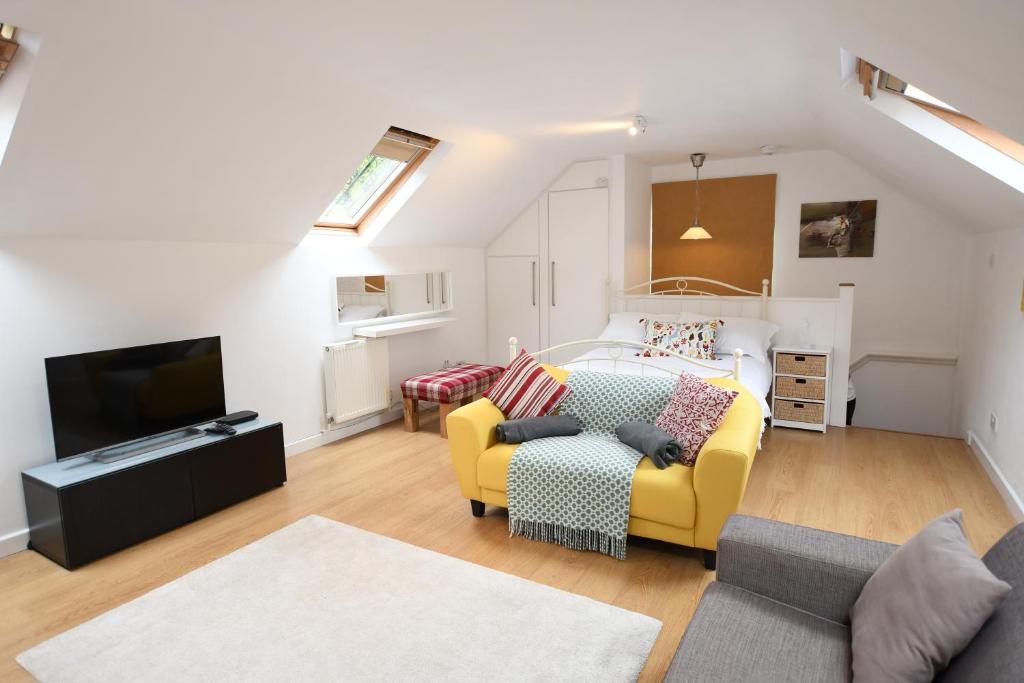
509;518;628;560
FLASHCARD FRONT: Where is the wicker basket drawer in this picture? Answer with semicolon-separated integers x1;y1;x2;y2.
774;399;825;424
777;352;827;377
775;375;826;401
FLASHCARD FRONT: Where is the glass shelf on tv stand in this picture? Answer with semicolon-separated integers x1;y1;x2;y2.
87;427;207;464
24;418;274;489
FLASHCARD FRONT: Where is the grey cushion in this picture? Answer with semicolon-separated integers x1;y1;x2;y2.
717;515;896;623
940;523;1024;683
850;510;1012;682
665;582;851;683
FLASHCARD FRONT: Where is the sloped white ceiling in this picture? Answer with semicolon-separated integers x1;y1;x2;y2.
0;0;1021;247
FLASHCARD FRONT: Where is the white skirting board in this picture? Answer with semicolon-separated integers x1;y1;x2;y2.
966;430;1024;523
285;406;406;457
0;528;30;558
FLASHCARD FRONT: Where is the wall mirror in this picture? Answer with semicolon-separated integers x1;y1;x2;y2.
335;272;452;325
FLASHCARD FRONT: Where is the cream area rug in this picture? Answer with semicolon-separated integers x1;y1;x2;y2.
18;515;661;682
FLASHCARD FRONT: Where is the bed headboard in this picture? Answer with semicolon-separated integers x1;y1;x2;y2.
616;277;770;319
611;276;855;428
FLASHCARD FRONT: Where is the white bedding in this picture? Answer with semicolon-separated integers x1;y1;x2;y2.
561;346;773;418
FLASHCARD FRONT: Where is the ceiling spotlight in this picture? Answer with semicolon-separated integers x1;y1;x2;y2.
759;144;780;155
628;115;647;136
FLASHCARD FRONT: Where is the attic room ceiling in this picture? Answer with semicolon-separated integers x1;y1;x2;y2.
0;0;1021;247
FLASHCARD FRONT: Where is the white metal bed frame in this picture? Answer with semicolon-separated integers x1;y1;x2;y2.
620;276;770;319
508;276;772;381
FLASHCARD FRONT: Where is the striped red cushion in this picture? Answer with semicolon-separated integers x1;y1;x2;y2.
483;349;570;419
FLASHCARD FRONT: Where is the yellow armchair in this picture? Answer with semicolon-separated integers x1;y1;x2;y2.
445;371;762;568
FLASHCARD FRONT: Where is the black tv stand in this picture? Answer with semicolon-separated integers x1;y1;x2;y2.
22;419;285;569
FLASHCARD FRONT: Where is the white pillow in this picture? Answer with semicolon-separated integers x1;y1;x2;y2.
597;312;673;342
677;311;779;363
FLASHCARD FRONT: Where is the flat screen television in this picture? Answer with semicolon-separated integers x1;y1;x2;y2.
45;337;226;460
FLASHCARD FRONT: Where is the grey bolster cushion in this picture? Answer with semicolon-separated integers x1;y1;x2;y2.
495;415;582;443
615;421;682;469
717;514;897;624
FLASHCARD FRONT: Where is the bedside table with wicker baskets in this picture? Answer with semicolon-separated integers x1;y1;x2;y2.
771;346;832;432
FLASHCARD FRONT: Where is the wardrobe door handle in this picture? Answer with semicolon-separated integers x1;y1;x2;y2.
426;274;432;305
440;273;447;306
550;261;556;307
531;261;537;306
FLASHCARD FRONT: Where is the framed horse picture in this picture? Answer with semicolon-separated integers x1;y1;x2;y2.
799;200;877;258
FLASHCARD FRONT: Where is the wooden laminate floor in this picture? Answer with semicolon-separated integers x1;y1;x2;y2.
0;417;1016;681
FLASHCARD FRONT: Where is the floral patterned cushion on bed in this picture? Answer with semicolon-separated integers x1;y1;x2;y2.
637;319;722;359
655;372;739;466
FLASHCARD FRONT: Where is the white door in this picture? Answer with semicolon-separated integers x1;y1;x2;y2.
486;256;540;365
547;188;609;358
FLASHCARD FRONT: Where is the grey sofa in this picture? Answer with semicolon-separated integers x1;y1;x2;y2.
665;515;1023;682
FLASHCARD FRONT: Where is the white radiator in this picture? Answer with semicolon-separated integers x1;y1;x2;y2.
323;339;391;426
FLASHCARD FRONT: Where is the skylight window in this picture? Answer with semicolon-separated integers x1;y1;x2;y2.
316;127;439;232
902;84;958;112
0;22;32;166
0;24;19;82
857;59;1024;167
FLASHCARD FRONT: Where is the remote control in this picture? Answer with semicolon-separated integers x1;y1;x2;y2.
204;422;237;436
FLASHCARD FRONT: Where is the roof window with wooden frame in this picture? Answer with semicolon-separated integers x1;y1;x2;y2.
315;127;439;232
857;58;1024;166
0;24;20;82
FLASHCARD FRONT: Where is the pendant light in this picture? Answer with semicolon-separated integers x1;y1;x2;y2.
681;153;712;240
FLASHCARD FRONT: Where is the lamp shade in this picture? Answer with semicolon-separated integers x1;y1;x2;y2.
680;225;712;240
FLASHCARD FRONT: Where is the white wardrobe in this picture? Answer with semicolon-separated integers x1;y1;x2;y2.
486;160;610;365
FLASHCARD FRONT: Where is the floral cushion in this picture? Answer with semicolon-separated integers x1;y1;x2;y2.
484;349;571;419
655;372;738;466
637;319;722;359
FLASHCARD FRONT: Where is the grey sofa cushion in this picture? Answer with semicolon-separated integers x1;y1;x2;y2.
665;582;851;683
717;515;896;623
940;523;1024;682
850;510;1011;683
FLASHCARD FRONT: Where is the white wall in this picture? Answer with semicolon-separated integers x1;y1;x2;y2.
652;149;969;435
957;228;1024;519
0;235;486;553
623;156;652;288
